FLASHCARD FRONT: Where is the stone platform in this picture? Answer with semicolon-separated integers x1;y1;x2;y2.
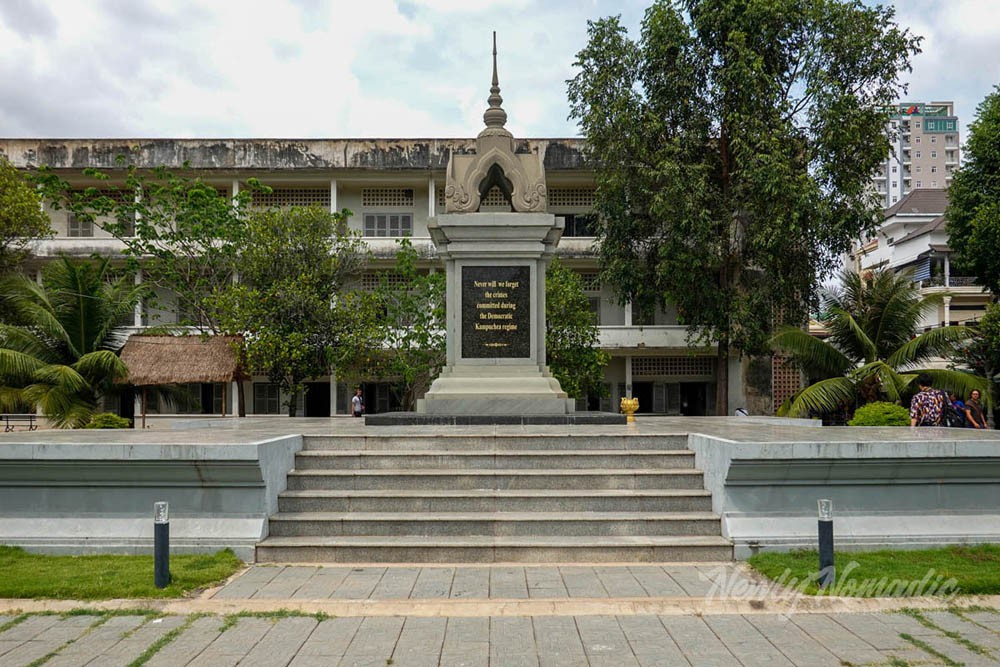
365;411;626;426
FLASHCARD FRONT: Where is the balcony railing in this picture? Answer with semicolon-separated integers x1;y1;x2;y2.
918;276;980;288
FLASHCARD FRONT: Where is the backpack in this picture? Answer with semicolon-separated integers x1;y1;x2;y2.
941;392;966;428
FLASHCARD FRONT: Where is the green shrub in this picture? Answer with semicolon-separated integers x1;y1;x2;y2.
848;401;909;426
84;412;131;429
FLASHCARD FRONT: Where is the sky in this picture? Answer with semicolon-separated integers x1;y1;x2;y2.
1;0;997;139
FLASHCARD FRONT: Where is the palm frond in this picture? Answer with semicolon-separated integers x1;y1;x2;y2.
0;348;46;384
916;368;992;409
74;350;129;386
851;360;907;403
778;376;857;418
30;363;91;395
770;326;853;378
887;325;974;369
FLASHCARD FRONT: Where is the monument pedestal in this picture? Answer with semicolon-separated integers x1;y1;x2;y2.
416;211;574;416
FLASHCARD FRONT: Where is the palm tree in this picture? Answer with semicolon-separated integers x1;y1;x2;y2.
0;256;143;427
771;267;987;418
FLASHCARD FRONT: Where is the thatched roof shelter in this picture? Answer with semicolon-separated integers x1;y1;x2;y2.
120;335;243;386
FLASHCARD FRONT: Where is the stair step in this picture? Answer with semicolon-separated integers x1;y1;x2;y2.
285;468;706;490
302;434;691;451
255;535;733;563
278;489;713;513
266;511;721;537
294;450;694;470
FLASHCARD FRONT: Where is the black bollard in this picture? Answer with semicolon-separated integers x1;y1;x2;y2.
817;499;834;589
154;501;170;589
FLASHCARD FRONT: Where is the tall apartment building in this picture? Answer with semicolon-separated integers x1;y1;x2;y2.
873;101;961;207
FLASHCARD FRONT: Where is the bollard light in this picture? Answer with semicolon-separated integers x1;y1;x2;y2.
817;498;834;589
153;501;170;589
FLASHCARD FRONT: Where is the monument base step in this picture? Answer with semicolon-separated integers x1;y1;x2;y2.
365;412;626;426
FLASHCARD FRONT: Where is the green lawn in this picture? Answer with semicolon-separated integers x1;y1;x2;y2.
747;544;1000;596
0;546;243;600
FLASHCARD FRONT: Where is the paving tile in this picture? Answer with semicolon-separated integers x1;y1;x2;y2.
0;615;62;642
444;617;490;649
491;566;529;598
96;616;189;667
742;614;842;667
45;616;147;667
409;567;456;598
525;567;569;598
238;616;318;667
293;568;353;599
342;616;404;659
331;567;387;599
532;616;585;656
618;615;687;665
594;567;647;597
925;610;1000;651
702;615;794;667
659;616;738;664
826;613;911;650
663;566;712;596
145;616;223;667
787;613;886;665
490;617;536;655
575;615;633;658
296;617;363;657
393;616;447;657
450;567;490;599
439;651;489;667
628;567;687;596
188;616;272;662
368;567;420;599
560;567;609;598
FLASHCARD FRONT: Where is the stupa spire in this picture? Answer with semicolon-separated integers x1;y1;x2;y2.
482;31;508;130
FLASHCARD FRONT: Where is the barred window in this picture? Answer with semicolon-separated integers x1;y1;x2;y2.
480;186;509;209
437;187;446;208
67;213;93;237
364;213;413;237
579;273;601;292
360;272;407;291
632;356;715;377
548;187;595;208
253;383;281;415
252;188;330;209
362;188;414;207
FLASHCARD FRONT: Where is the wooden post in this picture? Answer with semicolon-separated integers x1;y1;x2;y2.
141;387;147;429
222;382;227;417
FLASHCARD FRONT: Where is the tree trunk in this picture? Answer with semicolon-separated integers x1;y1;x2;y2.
715;344;729;416
237;381;246;418
287;389;297;417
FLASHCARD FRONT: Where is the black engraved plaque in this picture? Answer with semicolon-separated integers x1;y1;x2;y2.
461;265;531;358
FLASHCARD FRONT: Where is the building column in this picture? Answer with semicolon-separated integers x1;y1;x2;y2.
330;372;338;416
943;295;952;327
625;355;633;398
944;253;951;288
330;179;338;213
428;177;436;218
624;300;633;327
134;269;143;327
231;380;240;417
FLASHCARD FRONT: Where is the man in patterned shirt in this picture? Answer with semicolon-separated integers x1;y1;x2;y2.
910;374;945;427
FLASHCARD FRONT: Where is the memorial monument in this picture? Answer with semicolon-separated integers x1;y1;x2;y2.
412;35;587;419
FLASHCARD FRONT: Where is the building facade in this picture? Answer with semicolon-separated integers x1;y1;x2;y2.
2;138;758;418
872;101;961;208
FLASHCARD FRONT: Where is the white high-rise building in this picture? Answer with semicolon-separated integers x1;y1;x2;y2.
873;101;960;207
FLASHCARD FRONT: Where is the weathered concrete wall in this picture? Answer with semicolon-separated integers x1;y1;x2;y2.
687;427;1000;558
0;138;588;171
0;434;303;560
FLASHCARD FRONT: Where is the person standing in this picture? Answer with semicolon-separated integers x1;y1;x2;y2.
351;388;364;418
964;389;989;429
910;374;946;427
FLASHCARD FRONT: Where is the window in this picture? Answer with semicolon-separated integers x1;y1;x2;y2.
892;196;898;203
915;121;921;128
363;213;413;237
931;181;937;187
891;181;897;188
253;383;281;414
891;165;897;173
931;136;936;143
931;165;938;173
915;166;921;173
915;151;921;159
67;213;93;237
915;137;921;144
587;296;601;325
563;213;597;237
931;150;937;158
916;180;922;188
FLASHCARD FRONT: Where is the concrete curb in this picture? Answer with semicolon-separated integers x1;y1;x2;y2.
2;594;997;618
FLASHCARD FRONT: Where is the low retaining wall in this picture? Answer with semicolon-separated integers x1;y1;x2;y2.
687;428;1000;558
0;434;302;561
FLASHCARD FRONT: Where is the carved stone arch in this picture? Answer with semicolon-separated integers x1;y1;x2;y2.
479;163;514;211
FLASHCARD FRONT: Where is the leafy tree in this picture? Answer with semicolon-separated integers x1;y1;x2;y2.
567;0;920;414
0;156;52;275
771;267;986;417
366;239;446;411
946;85;1000;295
33;163;253;333
0;256;144;427
546;257;609;400
952;301;1000;425
212;206;370;416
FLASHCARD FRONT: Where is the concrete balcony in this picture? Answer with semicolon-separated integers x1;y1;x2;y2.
598;325;703;352
33;237;129;258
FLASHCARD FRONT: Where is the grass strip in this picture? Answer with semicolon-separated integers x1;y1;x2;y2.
949;607;1000;637
24;615;106;667
0;613;29;633
747;544;1000;596
126;613;207;667
903;609;994;657
0;546;242;600
885;657;911;667
899;632;963;667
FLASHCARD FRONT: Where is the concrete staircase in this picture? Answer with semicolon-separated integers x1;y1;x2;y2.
255;433;732;563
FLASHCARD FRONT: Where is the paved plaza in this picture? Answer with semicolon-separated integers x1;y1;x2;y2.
2;564;1000;666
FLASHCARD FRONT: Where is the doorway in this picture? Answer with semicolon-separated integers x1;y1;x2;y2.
304;382;331;417
680;382;707;416
633;382;654;413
